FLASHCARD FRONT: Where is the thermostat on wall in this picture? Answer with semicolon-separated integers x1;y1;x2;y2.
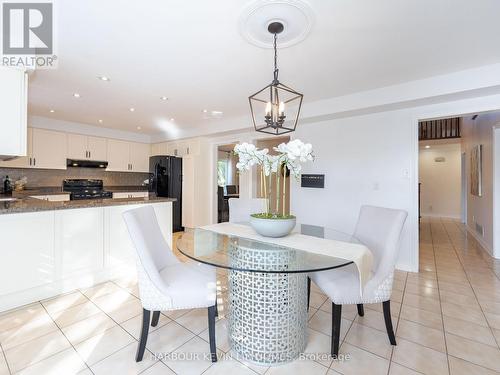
301;174;325;188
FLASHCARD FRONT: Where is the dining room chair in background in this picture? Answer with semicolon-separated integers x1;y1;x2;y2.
228;197;267;223
308;205;408;356
123;206;218;362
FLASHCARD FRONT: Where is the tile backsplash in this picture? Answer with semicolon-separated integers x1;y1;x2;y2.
0;167;150;188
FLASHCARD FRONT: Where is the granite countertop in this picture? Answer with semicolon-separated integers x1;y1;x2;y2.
0;194;175;215
8;185;149;197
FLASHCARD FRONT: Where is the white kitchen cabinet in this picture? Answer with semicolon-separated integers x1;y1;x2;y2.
151;142;168;156
0;127;32;168
182;139;211;228
107;140;149;172
32;128;67;169
167;142;179;156
88;136;107;161
0;211;55;296
0;67;28;159
113;191;148;199
67;134;107;161
55;208;104;279
67;133;87;160
106;139;130;171
129;142;150;172
30;194;70;202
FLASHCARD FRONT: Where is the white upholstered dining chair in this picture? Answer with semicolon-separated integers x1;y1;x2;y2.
123;206;218;362
308;205;407;356
228;197;267;223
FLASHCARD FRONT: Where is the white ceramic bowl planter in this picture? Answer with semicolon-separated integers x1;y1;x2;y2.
250;214;296;238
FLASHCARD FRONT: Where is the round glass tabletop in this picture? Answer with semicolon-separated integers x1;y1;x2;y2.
176;223;359;273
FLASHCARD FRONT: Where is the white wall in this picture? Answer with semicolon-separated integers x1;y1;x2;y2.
419;143;462;218
462;113;499;255
289;110;416;271
495;128;500;258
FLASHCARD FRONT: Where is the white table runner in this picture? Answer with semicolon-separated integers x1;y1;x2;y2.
201;222;374;296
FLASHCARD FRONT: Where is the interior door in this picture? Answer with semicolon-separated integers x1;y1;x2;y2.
88;136;107;161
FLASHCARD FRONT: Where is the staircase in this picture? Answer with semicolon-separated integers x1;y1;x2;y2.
419;117;460;140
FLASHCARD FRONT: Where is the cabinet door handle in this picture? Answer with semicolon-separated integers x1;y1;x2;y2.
89;151;91;159
29;157;31;166
33;158;36;166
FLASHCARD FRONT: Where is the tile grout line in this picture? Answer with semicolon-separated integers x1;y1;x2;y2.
0;342;12;375
39;301;95;375
387;269;408;375
443;220;500;350
429;218;451;375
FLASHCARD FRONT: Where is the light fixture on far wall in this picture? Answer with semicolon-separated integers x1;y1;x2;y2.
49;109;55;113
97;76;110;81
249;21;303;135
73;93;80;98
425;145;431;149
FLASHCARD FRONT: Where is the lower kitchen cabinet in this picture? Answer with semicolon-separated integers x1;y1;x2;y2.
0;201;172;312
55;207;104;278
0;211;56;296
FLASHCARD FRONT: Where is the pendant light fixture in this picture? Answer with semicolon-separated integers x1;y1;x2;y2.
249;22;303;135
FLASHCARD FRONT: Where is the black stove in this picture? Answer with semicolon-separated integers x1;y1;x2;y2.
63;179;113;200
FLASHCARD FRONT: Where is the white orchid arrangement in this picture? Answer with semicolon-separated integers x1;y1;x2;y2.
234;139;314;218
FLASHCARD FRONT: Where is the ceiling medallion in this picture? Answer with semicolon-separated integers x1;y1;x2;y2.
249;21;303;135
238;0;314;49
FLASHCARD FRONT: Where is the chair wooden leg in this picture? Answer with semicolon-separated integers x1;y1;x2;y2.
307;277;311;311
383;300;397;345
151;311;160;327
357;304;364;316
136;308;150;362
331;303;342;357
208;305;217;362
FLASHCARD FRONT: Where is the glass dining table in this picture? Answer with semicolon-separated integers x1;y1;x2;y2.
176;223;359;366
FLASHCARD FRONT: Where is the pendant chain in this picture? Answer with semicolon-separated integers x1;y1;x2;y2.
273;33;279;83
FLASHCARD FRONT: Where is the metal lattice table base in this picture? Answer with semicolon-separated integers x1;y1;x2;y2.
227;243;308;365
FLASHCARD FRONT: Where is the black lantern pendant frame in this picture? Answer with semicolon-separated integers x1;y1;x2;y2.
249;22;304;135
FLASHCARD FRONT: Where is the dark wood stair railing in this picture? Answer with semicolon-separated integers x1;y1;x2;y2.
419;117;460;141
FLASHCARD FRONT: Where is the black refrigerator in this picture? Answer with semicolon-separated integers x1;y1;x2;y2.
149;156;183;232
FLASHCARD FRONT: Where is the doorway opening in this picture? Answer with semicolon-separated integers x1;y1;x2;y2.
217;143;239;223
418;111;500;259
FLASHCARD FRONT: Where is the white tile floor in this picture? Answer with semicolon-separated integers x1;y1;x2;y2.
1;218;500;374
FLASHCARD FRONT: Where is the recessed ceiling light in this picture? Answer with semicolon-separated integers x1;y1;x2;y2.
137;126;142;130
129;107;135;112
97;76;110;81
73;93;80;98
98;119;103;124
49;109;55;113
160;96;168;101
170;118;174;121
202;109;208;113
425;145;431;149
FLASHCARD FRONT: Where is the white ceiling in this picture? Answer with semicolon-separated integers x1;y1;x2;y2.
28;0;500;138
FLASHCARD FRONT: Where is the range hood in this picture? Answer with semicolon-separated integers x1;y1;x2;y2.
67;159;108;168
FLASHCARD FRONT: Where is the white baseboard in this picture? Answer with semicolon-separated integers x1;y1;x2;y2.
465;225;494;257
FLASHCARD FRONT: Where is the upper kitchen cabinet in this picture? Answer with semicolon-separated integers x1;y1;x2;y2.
151;142;168;156
31;128;67;169
107;139;149;172
106;139;130;171
0;67;28;160
129;142;150;172
0;127;32;168
67;134;107;161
